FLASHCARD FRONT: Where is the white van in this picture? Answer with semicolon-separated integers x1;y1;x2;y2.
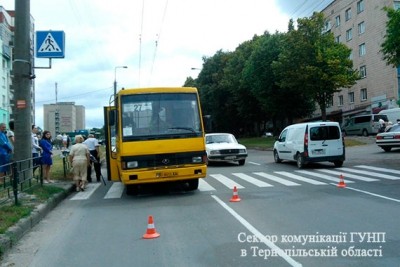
273;121;345;168
378;108;400;124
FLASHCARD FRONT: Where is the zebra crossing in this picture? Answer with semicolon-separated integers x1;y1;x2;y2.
201;165;399;191
70;165;400;200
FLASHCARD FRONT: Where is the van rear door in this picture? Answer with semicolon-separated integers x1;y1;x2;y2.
307;124;343;158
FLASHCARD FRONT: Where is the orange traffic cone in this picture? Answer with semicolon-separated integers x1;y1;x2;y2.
143;215;160;239
230;186;241;202
337;174;346;188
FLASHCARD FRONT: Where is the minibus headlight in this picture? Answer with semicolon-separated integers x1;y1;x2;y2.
126;161;138;168
192;156;202;163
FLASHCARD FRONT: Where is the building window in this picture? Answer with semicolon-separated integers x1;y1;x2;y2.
395;1;400;10
349;92;355;103
358;21;365;35
345;8;352;21
360;88;367;101
360;65;367;78
359;43;366;57
338;95;344;106
324;20;332;32
346;29;352;41
349;50;353;60
357;0;365;13
335;15;341;27
335;35;341;43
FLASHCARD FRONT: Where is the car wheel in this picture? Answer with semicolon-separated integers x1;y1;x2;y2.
382;147;392;152
362;129;368;136
334;161;343;167
238;159;245;166
273;150;282;163
296;153;305;169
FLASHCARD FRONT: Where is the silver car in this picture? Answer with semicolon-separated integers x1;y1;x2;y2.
376;124;400;152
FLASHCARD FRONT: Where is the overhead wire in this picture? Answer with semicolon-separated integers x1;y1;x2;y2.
148;0;169;85
138;0;145;87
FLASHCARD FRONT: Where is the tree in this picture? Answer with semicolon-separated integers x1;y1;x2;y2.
381;7;400;67
273;12;359;121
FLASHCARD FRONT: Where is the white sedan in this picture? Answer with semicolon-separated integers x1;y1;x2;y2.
205;133;248;165
376;124;400;152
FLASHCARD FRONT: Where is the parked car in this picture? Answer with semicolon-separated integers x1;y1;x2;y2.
273;121;345;168
205;133;247;165
342;114;388;136
375;123;400;152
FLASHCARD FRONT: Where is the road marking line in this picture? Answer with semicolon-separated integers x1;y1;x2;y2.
211;195;302;267
296;170;355;183
254;172;300;186
232;173;273;187
104;182;125;199
248;161;261;165
70;183;101;200
198;179;216;191
318;169;379;182
276;171;327;185
329;183;400;203
210;174;245;189
337;167;399;180
355;165;400;175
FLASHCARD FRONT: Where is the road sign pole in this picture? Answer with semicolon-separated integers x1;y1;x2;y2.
13;0;32;163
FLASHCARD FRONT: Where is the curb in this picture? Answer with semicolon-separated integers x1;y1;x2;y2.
0;183;75;258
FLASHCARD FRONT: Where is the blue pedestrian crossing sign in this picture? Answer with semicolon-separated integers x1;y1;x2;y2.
36;31;65;58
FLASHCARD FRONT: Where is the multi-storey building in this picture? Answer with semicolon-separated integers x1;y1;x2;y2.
43;102;85;135
0;6;36;125
320;0;400;122
0;6;13;124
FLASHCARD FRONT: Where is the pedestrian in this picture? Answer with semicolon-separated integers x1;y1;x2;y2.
385;121;393;132
83;134;101;183
62;133;68;149
69;135;90;191
378;118;386;133
32;125;42;175
39;130;54;183
7;120;15;154
0;123;12;178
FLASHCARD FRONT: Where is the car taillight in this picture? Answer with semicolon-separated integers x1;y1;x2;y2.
304;133;308;146
394;135;400;139
376;136;383;140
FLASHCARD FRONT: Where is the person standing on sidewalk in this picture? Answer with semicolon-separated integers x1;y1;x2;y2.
39;130;53;183
32;125;42;175
69;135;90;191
83;134;101;183
0;122;12;178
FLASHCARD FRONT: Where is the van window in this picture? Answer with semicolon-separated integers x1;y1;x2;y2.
310;126;340;141
279;129;288;142
354;115;370;123
373;115;388;122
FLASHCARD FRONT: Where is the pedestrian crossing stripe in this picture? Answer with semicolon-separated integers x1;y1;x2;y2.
69;165;400;199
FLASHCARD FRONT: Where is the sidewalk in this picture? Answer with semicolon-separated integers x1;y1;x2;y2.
0;181;75;259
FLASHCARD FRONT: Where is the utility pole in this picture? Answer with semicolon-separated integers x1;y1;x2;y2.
13;0;32;162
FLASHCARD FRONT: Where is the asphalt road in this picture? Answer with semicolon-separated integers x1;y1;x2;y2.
1;140;399;267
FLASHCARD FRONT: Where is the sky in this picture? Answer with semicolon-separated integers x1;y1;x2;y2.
2;0;333;129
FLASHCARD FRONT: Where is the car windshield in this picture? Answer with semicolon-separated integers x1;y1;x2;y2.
388;124;400;132
206;134;236;144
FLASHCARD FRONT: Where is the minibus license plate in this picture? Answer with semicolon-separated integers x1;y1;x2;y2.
157;172;178;178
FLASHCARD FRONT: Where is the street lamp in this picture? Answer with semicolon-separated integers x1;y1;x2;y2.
114;66;128;99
